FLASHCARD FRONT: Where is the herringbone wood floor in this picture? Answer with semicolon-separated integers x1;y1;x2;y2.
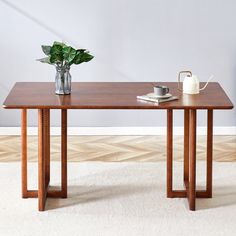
0;136;235;162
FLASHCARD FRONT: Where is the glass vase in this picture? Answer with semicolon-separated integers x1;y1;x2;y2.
55;65;71;95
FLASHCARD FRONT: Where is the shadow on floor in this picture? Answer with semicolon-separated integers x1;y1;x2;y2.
46;184;158;210
197;185;236;210
46;184;236;211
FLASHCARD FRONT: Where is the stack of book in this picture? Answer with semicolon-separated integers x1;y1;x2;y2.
137;93;178;104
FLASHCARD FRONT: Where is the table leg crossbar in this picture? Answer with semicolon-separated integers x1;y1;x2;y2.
167;109;213;210
21;109;68;211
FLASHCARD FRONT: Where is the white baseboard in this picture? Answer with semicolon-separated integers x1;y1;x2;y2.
0;127;235;135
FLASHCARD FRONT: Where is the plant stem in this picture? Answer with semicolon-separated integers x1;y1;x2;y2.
61;72;65;94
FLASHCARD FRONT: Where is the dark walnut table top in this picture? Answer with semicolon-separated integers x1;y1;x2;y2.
3;82;234;110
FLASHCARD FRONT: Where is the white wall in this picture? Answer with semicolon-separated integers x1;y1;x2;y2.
0;0;235;128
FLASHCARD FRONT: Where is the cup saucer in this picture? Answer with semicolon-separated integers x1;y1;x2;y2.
147;93;172;99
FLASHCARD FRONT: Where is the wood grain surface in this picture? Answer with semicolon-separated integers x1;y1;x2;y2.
3;82;234;109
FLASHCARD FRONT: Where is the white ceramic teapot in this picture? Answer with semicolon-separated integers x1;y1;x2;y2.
178;71;213;95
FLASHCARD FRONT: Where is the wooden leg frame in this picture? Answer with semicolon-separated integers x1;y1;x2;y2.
167;109;213;211
21;109;68;211
21;108;212;211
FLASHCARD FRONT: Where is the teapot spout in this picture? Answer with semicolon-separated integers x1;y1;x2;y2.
199;75;214;91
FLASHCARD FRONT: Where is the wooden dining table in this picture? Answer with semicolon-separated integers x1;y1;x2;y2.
3;82;234;211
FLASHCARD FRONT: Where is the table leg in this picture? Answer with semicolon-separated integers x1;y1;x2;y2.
206;110;213;197
184;109;189;192
20;108;68;211
166;109;214;210
38;109;48;211
21;109;27;198
189;109;197;211
167;109;173;198
61;109;67;198
45;110;50;188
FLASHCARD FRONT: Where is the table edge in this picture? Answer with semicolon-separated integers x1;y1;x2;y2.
2;105;234;110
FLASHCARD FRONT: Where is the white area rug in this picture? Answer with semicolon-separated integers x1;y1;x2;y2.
0;162;236;236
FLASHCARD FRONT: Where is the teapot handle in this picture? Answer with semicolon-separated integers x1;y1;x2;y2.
199;75;214;91
178;71;192;91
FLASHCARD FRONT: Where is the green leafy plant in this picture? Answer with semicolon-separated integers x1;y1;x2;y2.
37;41;94;67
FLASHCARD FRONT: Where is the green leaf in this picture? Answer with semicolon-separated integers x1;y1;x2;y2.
53;41;66;47
36;57;52;64
63;46;77;63
50;44;63;55
77;49;86;53
50;54;63;63
50;44;63;63
72;51;83;65
80;52;94;63
41;45;51;56
72;51;94;65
